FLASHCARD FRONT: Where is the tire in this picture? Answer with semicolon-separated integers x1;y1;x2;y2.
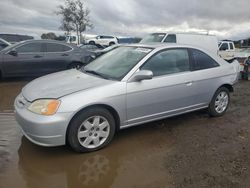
109;42;115;46
89;41;95;45
208;87;230;117
68;62;83;70
67;107;116;153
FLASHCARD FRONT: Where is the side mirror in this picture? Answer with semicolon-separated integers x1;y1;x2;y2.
129;70;153;82
8;50;18;56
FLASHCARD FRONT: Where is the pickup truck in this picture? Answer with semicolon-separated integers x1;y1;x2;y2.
218;40;250;61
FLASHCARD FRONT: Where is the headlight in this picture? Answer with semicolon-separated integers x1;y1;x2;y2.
28;99;60;116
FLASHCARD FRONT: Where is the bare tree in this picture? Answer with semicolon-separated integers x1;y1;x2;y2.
56;0;92;44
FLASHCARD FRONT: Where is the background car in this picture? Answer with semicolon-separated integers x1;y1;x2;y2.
0;38;11;51
0;40;94;78
86;35;118;46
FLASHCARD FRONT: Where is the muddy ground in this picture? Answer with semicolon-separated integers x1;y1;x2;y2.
0;78;249;188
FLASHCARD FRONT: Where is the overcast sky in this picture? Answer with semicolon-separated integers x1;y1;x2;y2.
0;0;250;40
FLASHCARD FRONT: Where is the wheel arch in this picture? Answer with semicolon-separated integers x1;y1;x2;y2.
219;84;234;92
66;104;121;144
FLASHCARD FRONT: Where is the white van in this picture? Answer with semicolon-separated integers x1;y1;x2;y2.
140;33;219;55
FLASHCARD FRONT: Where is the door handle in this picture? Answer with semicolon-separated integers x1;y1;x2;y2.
62;53;69;56
34;55;43;58
185;81;193;86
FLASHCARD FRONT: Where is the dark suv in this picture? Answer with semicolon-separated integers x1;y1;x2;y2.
0;40;94;78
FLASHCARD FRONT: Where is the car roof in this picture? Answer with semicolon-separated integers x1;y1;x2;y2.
19;39;75;46
123;42;202;50
146;32;216;37
121;42;218;58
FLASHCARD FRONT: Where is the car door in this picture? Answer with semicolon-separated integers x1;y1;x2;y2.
2;42;44;76
42;42;73;74
126;48;198;125
97;36;107;46
188;48;221;105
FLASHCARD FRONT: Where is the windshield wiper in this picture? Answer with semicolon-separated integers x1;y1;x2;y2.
83;69;113;80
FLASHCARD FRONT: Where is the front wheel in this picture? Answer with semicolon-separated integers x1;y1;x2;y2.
208;87;230;117
67;107;116;153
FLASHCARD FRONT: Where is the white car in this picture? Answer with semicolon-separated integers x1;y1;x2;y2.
87;35;118;46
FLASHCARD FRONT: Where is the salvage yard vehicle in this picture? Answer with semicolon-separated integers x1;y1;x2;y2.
140;33;219;54
218;40;250;61
15;43;239;153
0;40;94;78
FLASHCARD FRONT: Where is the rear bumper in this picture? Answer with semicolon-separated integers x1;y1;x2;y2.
14;99;73;147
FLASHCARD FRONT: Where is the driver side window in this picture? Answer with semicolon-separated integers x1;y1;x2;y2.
141;49;190;77
16;43;43;53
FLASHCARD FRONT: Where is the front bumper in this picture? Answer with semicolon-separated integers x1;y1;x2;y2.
14;97;73;147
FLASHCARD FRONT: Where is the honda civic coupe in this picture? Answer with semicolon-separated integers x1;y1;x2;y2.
0;40;94;78
14;43;239;152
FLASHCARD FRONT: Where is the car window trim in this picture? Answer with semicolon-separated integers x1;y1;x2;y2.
139;47;192;78
188;48;220;71
8;42;44;54
45;42;73;53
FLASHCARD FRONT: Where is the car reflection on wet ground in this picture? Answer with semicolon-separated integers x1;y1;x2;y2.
0;78;250;188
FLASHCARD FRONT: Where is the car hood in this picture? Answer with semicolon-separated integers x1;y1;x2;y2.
22;69;114;102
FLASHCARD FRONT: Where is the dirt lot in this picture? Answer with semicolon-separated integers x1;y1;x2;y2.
0;79;249;188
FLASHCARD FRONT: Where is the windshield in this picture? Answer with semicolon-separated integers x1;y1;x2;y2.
83;46;152;80
140;33;166;43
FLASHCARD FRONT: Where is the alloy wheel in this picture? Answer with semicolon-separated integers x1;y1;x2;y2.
214;91;229;114
77;116;110;149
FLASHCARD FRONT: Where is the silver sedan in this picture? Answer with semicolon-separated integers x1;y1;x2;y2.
14;43;239;152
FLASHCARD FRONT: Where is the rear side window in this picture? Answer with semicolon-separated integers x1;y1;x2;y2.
46;43;72;52
16;43;43;53
163;34;176;43
141;49;190;77
191;49;219;71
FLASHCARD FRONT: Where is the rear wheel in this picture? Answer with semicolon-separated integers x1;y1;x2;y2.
89;41;95;45
67;107;116;153
208;87;230;117
109;42;115;46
